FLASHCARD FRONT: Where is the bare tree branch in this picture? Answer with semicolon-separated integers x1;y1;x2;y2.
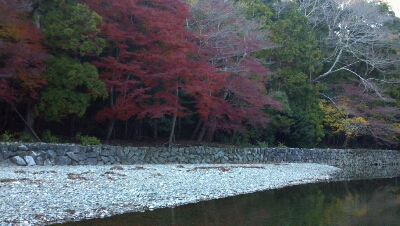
297;0;399;93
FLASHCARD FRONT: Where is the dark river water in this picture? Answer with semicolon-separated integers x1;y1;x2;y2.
56;165;400;226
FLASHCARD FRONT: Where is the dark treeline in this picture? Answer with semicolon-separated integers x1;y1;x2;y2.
0;0;399;149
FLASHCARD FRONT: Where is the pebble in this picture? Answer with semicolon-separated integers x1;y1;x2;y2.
0;164;340;225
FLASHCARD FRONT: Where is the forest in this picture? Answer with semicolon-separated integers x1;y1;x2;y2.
0;0;399;149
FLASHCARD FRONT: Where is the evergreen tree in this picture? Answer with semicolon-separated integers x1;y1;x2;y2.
255;2;325;147
37;0;107;123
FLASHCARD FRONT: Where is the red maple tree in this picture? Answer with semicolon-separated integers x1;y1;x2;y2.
0;0;47;103
83;0;224;143
83;0;279;143
326;82;399;147
187;0;279;141
0;0;48;138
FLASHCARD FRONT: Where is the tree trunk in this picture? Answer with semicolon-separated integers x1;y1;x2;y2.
132;120;138;140
70;114;76;137
12;103;40;141
191;120;202;140
24;103;41;142
137;119;142;139
106;119;116;141
362;136;367;148
196;122;207;142
342;136;349;148
168;88;179;146
152;119;158;142
204;114;218;143
124;120;128;140
205;121;216;142
177;117;181;139
168;114;177;147
106;82;117;141
203;91;227;143
113;122;116;140
24;103;35;136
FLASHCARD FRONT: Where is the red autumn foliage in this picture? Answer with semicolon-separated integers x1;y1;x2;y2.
187;0;279;137
330;82;399;146
83;0;278;142
0;0;47;104
81;0;225;134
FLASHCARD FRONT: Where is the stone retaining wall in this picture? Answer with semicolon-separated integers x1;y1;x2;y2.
0;143;399;167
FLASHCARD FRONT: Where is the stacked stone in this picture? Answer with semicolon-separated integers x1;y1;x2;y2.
0;143;124;166
0;142;399;166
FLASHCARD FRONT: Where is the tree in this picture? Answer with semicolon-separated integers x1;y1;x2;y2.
296;0;398;90
242;1;325;147
187;0;279;142
0;0;48;139
321;98;369;147
321;82;399;148
37;55;107;121
39;0;105;56
84;0;223;145
292;0;400;147
37;0;107;127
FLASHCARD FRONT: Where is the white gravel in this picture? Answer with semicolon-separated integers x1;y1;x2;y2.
0;163;340;225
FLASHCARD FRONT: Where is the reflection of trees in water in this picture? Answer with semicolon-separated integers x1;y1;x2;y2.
170;194;272;226
183;178;400;226
58;177;400;226
329;180;400;226
332;165;400;181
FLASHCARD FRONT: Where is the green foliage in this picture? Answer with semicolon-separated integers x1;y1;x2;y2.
154;118;172;132
1;131;16;142
266;8;322;75
257;140;268;148
276;142;287;148
41;130;62;143
269;91;292;115
231;135;251;147
267;71;325;148
38;55;107;121
249;3;325;148
286;72;324;147
378;1;396;22
263;92;294;144
289;109;324;147
76;133;101;145
1;131;36;142
238;0;274;27
217;133;252;147
0;0;398;149
40;0;105;55
217;128;272;148
17;132;34;143
37;0;107;122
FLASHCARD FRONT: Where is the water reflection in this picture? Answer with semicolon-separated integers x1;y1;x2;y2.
331;165;400;181
56;166;400;226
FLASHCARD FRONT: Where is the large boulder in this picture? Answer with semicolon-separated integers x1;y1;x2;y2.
11;156;27;166
66;152;79;162
24;156;36;166
18;144;28;151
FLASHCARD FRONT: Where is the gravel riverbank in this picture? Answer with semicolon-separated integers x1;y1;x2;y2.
0;163;340;226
